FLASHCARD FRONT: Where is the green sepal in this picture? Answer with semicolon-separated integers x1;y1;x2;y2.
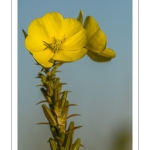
42;104;57;126
22;29;28;38
49;138;58;150
77;10;83;24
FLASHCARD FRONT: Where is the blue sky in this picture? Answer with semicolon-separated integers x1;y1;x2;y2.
18;0;132;150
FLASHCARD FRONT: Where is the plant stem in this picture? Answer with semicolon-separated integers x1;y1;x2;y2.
37;63;83;150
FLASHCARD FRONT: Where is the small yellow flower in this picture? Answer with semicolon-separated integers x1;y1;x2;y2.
77;10;116;62
25;12;88;68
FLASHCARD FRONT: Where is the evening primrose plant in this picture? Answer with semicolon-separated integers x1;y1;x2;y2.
22;10;116;150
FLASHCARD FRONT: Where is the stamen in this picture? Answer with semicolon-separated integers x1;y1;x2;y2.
43;36;66;53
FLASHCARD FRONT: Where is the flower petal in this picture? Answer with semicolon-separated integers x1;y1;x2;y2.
63;18;83;38
83;16;100;38
27;17;50;42
86;30;107;54
31;50;54;68
62;29;87;50
52;48;87;62
100;48;116;58
42;12;64;39
87;51;112;62
25;35;46;52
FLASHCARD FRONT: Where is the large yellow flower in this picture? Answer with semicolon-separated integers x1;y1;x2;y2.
25;12;88;68
77;11;116;62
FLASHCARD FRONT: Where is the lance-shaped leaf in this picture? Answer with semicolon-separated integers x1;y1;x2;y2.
38;73;50;90
40;88;52;103
63;104;78;110
71;138;81;150
50;126;60;140
66;114;81;120
37;122;50;125
53;77;60;88
64;122;74;150
42;104;57;126
59;132;66;146
53;78;61;102
60;91;70;109
61;100;69;119
47;81;53;96
49;138;58;150
36;100;52;105
36;84;44;87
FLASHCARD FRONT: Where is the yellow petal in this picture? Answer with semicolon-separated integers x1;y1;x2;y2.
31;50;54;68
42;12;64;39
27;17;50;42
86;30;107;54
62;29;87;50
52;48;87;62
100;48;116;58
77;10;83;24
25;35;46;52
63;18;83;38
87;51;112;62
83;16;100;38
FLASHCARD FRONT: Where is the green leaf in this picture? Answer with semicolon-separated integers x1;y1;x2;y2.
42;104;57;126
64;122;74;150
49;138;58;150
71;138;81;150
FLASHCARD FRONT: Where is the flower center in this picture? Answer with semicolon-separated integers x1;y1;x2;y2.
43;36;66;53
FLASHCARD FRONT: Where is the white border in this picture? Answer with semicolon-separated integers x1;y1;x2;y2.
139;0;150;150
133;0;139;150
0;0;13;150
12;0;18;149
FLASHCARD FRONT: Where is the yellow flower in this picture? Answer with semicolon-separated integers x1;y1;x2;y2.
25;12;88;68
77;11;116;62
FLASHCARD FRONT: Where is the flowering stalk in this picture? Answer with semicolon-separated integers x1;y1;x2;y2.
36;63;83;150
22;10;116;150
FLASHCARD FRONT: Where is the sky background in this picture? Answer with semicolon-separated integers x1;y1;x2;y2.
18;0;132;150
